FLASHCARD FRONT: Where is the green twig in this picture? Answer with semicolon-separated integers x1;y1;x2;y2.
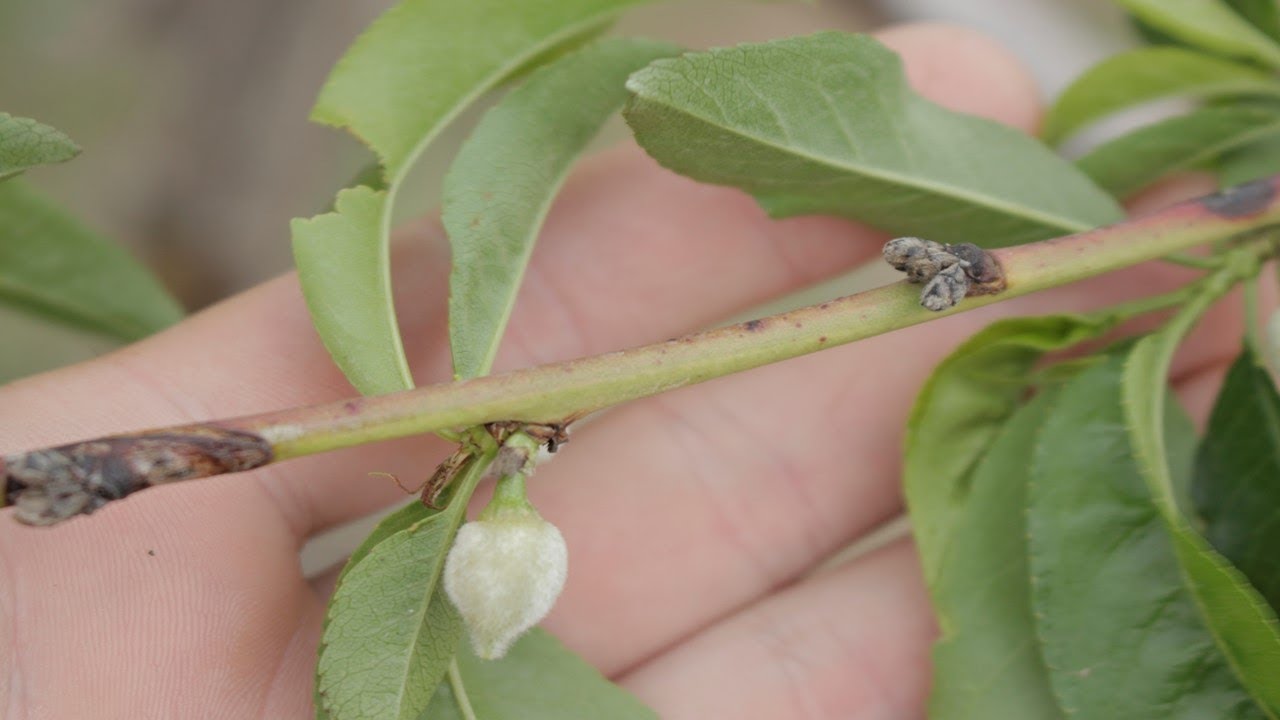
1245;274;1264;358
7;179;1280;524
1094;284;1201;323
254;185;1280;459
447;659;479;720
1162;252;1223;270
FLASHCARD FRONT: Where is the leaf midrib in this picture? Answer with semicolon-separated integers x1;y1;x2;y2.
384;456;490;719
631;87;1097;235
389;509;464;718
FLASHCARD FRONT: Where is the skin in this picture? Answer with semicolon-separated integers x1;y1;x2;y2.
0;23;1253;720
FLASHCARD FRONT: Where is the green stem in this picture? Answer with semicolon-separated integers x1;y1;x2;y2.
7;180;1280;526
447;659;479;720
1162;252;1223;270
1130;245;1267;506
1093;284;1200;323
1245;274;1264;357
248;188;1280;459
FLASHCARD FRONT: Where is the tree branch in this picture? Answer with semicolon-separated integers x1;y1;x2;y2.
7;177;1280;525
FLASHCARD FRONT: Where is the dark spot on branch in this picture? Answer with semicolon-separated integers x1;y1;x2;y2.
3;426;272;526
1201;179;1276;218
949;243;1003;286
744;319;765;332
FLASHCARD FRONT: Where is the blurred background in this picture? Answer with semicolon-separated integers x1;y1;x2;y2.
0;0;1138;382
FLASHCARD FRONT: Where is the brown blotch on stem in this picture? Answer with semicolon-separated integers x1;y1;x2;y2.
1201;179;1277;218
3;426;272;526
743;319;765;332
948;243;1006;293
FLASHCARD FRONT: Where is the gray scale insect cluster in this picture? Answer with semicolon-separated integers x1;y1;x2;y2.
882;237;1005;311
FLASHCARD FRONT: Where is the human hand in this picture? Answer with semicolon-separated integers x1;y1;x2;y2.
0;23;1245;719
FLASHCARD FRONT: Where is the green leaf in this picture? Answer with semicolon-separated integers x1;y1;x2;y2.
906;314;1118;584
295;0;655;396
624;32;1123;248
315;500;438;720
1117;0;1280;69
1228;0;1280;41
1126;326;1280;714
1077;105;1280;198
444;38;679;380
317;512;463;720
0;180;182;341
292;186;410;396
424;629;656;719
340;500;439;588
316;460;486;720
1129;14;1190;49
1219;134;1280;186
1125;320;1280;714
925;392;1064;720
906;314;1118;719
1042;47;1280;145
0;112;80;180
1195;346;1280;613
310;0;647;180
1028;357;1264;719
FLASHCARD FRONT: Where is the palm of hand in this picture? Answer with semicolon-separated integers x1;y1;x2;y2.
0;24;1243;720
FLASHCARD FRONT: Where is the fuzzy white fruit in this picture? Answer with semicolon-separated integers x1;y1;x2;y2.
443;506;569;659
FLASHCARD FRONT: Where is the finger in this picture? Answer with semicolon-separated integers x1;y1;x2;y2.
620;539;934;720
0;475;324;718
0;22;1042;541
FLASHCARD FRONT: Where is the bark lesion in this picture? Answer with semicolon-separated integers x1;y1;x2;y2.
2;426;271;526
